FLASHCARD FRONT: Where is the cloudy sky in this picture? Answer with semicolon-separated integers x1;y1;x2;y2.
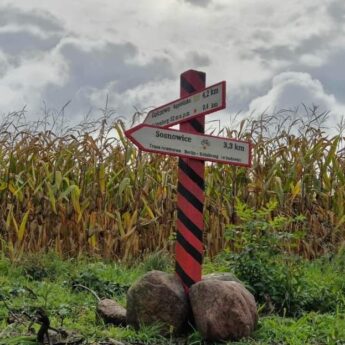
1;0;345;130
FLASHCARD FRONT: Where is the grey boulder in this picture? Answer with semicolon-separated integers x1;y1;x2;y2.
97;298;127;326
189;280;258;341
126;271;188;334
203;272;242;283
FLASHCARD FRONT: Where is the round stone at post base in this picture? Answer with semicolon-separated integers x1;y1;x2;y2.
189;280;258;341
202;272;242;283
126;270;189;335
96;298;127;326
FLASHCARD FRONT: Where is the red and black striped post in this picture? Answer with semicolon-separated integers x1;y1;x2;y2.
175;70;206;292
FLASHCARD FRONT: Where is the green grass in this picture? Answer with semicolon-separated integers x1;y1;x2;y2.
1;252;345;344
0;252;176;344
232;312;345;345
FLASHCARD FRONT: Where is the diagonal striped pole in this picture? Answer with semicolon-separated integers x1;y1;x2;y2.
175;70;206;292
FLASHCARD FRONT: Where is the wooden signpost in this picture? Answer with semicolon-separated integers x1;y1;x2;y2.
125;70;252;292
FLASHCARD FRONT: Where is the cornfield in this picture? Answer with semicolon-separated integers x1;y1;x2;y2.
0;106;344;260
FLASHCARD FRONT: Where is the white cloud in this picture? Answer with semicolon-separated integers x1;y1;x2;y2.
0;51;10;76
0;52;68;117
0;0;344;129
299;54;325;68
249;72;345;126
183;0;212;7
88;78;178;123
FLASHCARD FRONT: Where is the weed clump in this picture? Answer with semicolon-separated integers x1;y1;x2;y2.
19;252;73;281
224;199;345;316
70;270;129;299
139;250;173;272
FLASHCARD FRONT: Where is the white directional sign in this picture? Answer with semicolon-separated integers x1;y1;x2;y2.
144;81;226;127
125;124;251;166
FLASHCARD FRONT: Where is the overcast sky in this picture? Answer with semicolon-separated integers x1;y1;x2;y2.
1;0;345;131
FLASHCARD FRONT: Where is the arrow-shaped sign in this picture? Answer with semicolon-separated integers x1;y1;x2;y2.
125;124;251;167
144;81;226;127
